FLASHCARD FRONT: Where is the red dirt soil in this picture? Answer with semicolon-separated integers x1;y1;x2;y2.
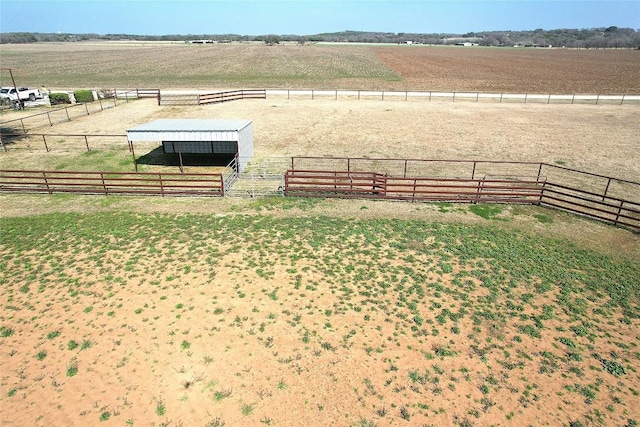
373;47;640;93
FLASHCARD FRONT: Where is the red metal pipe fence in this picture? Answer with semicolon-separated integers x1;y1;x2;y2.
286;157;640;230
160;89;266;106
0;170;224;197
284;170;545;204
0;154;638;230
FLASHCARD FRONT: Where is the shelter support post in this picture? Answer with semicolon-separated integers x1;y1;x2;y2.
178;142;184;173
129;141;138;172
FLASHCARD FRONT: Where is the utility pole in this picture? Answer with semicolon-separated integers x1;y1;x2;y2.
1;67;23;108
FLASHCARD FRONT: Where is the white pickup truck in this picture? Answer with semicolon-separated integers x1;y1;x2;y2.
0;86;43;102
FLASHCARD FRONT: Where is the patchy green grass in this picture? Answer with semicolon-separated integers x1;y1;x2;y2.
0;211;638;426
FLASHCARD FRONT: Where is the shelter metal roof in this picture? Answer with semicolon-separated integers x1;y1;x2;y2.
126;119;252;142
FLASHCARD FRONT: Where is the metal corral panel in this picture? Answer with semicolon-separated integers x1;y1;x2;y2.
237;123;254;171
127;119;252;142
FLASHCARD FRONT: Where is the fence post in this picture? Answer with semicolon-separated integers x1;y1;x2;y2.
287;89;290;100
403;160;408;178
524;93;528;103
159;173;165;197
452;92;456;102
475;179;483;203
335;90;337;101
85;103;89;115
84;135;90;152
603;177;612;201
43;171;52;194
536;163;543;182
547;94;551;104
538;180;546;205
20;118;26;133
614;201;624;226
65;107;71;122
620;94;625;105
47;112;53;126
471;161;477;180
358;90;360;101
476;92;479;102
429;91;432;102
405;91;408;101
571;94;575;104
381;91;384;101
42;135;50;152
157;91;161;106
311;90;314;100
500;93;503;103
101;173;108;195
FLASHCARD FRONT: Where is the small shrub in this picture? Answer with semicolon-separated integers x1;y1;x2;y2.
603;360;626;377
66;361;78;377
49;92;71;105
241;402;254;416
74;89;94;103
156;400;166;416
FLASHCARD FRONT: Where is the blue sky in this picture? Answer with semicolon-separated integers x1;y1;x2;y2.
1;1;638;35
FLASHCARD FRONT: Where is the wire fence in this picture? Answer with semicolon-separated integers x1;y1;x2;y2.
266;89;640;105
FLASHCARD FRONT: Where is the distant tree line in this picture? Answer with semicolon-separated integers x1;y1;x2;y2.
1;27;638;48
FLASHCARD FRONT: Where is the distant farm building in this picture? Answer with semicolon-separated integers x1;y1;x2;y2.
126;119;253;172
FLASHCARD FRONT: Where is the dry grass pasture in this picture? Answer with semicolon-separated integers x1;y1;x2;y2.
1;43;639;427
1;97;639;181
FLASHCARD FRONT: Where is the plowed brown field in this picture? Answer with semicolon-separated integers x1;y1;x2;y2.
373;46;640;93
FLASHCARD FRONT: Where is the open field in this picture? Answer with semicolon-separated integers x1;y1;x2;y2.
1;42;639;93
1;95;640;427
1;42;639;427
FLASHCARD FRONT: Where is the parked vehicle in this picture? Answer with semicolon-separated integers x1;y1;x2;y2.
0;86;43;102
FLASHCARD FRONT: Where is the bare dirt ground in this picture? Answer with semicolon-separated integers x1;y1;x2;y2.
372;46;640;93
1;201;639;427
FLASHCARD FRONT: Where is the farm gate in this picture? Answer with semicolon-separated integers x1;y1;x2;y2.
159;89;266;106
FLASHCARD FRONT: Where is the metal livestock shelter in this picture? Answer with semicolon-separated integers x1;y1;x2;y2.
126;119;253;172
